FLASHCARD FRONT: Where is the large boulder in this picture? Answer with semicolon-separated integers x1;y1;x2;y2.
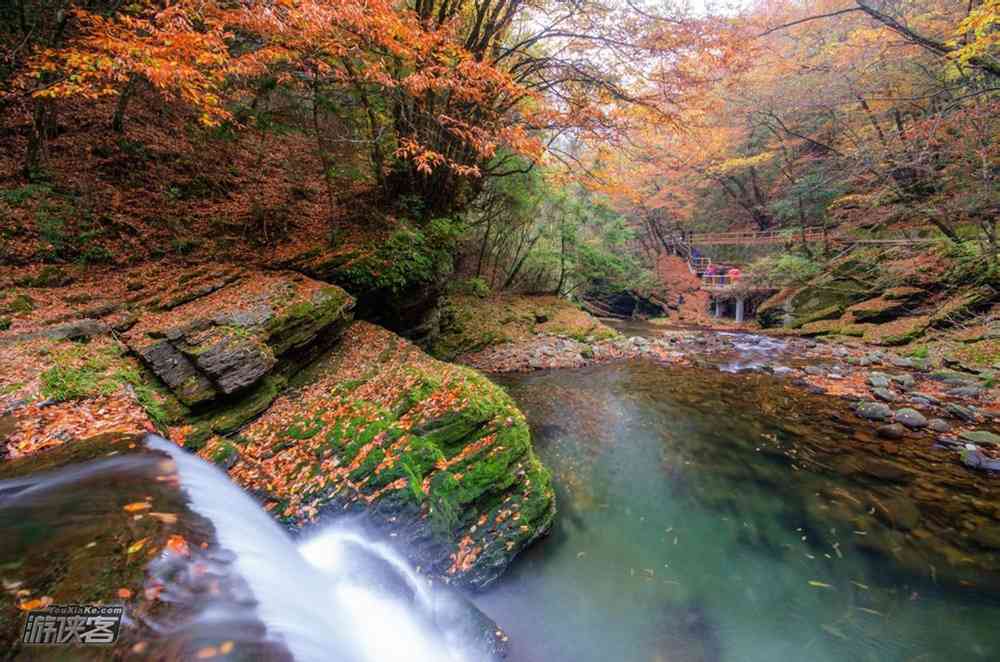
123;270;354;408
213;321;555;590
759;255;878;329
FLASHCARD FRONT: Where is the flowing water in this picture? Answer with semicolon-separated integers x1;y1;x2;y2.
475;356;1000;662
3;334;1000;661
0;436;494;661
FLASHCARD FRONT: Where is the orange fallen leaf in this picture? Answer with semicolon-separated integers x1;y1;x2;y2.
220;641;234;654
149;512;178;524
165;534;190;557
18;596;53;611
196;646;218;659
123;502;151;512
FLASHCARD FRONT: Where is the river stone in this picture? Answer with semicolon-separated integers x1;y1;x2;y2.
945;403;977;422
891;373;915;389
927;418;951;433
894;408;928;430
856;401;893;421
804;366;825;376
872;387;898;402
959;431;1000;447
867;372;891;388
877;423;907;440
930;370;976;386
910;392;940;406
948;385;984;399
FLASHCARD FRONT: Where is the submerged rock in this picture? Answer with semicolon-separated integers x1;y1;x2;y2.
894;408;928;430
216;322;555;590
855;401;893;421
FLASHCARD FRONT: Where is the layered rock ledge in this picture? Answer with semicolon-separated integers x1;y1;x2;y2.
204;321;556;590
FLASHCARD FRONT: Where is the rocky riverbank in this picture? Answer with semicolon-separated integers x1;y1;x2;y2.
457;325;1000;478
0;262;554;591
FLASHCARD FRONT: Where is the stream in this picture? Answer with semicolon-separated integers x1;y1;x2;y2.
2;332;1000;660
474;353;1000;662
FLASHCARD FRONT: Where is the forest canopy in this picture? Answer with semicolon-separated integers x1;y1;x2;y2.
1;1;997;291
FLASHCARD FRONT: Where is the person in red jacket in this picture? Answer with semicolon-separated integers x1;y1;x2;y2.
728;267;741;284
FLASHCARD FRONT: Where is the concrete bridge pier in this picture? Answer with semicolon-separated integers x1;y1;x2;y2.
735;297;745;323
713;298;722;318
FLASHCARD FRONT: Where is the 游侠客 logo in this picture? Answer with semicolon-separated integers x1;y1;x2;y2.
21;604;124;645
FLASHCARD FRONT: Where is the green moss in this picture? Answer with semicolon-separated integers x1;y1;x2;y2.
195;374;286;439
7;294;35;315
211;440;239;466
265;286;352;355
0;317;9;331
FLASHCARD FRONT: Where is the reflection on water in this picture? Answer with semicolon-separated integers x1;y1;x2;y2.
476;361;1000;662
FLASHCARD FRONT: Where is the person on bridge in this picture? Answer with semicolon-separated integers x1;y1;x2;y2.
728;267;742;284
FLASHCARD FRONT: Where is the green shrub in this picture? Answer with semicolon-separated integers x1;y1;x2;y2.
454;277;491;298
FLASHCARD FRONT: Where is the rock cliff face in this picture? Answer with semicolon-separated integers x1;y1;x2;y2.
208;322;556;590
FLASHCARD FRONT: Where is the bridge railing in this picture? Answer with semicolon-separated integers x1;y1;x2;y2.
687;229;826;246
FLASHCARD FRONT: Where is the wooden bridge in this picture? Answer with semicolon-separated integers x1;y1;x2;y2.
663;226;939;322
679;228;939;248
684;228;827;246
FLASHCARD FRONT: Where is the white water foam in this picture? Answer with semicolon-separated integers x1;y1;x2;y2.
149;436;473;662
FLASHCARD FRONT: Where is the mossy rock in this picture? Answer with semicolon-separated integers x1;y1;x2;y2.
183;374;286;450
799;319;844;336
846;296;909;323
883;286;926;302
863;316;931;346
756;288;795;328
224;321;555;590
788;303;844;329
930;287;996;328
946;339;1000;370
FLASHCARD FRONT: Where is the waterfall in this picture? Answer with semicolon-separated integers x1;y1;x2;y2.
149;436;479;662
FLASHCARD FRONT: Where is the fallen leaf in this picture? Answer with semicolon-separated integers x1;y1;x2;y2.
127;538;148;554
18;596;52;611
123;502;151;512
196;646;218;659
220;641;235;654
808;580;834;589
165;534;190;556
149;512;178;524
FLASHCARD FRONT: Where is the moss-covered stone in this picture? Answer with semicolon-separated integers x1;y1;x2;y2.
930;287;995;328
220;321;555;590
863;315;931;346
431;294;617;360
846;296;909;323
265;286;353;355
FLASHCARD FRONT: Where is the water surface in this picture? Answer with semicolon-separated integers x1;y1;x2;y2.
476;360;1000;662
